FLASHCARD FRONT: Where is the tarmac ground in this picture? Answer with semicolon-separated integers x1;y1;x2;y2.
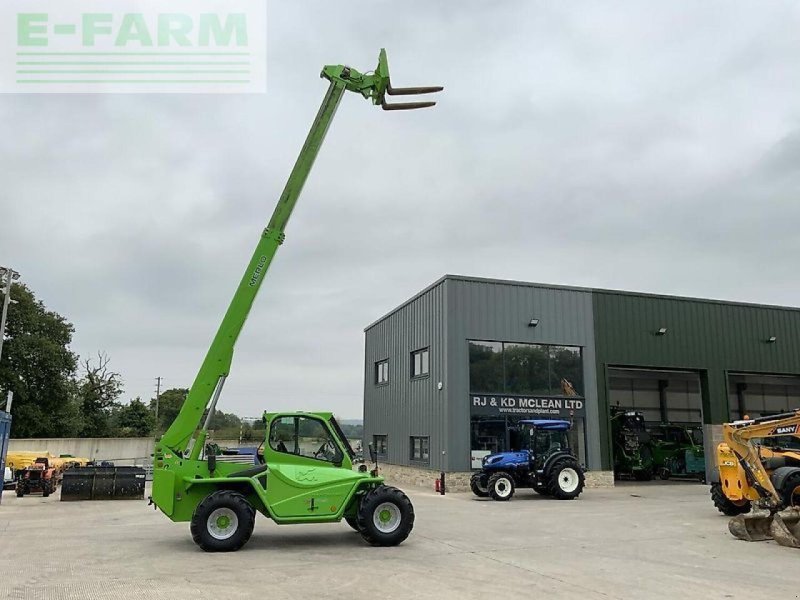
0;480;795;600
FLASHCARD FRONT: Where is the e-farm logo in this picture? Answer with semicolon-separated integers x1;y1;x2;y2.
0;0;266;93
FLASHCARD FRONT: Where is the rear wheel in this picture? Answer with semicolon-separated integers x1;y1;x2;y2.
710;482;751;516
357;486;414;546
470;473;489;498
344;515;361;532
547;459;585;500
778;471;800;508
190;490;256;552
487;472;515;501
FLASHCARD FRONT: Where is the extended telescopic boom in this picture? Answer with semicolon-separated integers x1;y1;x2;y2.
157;50;442;458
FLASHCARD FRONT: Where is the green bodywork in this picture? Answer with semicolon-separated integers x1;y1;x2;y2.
151;50;440;525
648;424;705;478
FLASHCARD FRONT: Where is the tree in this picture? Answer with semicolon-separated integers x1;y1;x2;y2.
150;387;188;434
0;282;80;437
76;352;123;437
114;397;155;437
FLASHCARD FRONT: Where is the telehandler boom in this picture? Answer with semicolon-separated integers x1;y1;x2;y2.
715;410;800;547
151;50;442;551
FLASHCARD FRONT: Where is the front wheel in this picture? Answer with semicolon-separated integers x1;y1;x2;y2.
190;490;256;552
344;515;361;532
470;473;489;498
487;472;515;501
547;459;585;500
357;486;414;546
710;482;751;516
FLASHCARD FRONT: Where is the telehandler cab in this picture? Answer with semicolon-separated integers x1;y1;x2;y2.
714;410;800;548
150;50;442;552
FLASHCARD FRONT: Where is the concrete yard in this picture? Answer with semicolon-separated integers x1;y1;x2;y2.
0;481;795;600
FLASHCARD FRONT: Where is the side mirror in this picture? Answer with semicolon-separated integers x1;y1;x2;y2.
368;443;377;463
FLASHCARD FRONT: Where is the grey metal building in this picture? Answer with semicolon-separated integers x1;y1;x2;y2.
363;275;800;481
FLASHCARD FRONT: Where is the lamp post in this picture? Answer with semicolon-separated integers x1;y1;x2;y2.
0;266;20;367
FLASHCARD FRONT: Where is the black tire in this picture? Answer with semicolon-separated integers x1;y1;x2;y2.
778;471;800;508
633;468;653;482
546;459;585;500
533;485;549;496
357;485;414;546
344;515;361;532
487;472;515;501
470;473;489;498
659;469;671;481
42;485;50;498
16;486;24;497
710;482;751;516
190;490;256;552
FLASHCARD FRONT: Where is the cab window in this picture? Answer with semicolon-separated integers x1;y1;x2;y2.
269;416;342;463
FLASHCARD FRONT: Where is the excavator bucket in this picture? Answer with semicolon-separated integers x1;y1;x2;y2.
770;509;800;548
729;508;800;546
729;511;773;542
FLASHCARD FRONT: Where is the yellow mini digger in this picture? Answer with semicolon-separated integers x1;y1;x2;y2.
714;410;800;547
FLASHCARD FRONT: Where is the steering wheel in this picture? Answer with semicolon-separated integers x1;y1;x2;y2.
314;439;337;461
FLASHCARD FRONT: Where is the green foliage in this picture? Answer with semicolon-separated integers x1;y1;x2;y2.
76;352;124;437
113;397;155;437
149;388;188;434
0;283;81;437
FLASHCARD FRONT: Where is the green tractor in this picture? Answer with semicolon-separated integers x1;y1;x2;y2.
150;50;442;551
647;423;705;481
610;407;654;481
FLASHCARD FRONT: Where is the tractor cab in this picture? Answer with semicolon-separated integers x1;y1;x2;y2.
516;419;571;459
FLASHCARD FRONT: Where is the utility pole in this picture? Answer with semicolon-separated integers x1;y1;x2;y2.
154;376;162;424
0;266;20;369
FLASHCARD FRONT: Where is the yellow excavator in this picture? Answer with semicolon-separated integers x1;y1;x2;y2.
714;410;800;547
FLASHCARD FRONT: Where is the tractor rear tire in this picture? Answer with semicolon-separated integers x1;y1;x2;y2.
190;490;256;552
546;459;585;500
470;473;489;498
16;486;24;498
710;482;751;516
778;471;800;508
345;516;361;532
357;485;414;546
487;472;515;501
42;484;50;498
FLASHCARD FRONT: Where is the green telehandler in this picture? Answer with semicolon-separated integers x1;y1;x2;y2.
150;50;442;552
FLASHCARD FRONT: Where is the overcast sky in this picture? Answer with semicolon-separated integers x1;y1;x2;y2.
2;1;800;419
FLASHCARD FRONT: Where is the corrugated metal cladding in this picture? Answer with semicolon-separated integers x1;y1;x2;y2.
364;280;449;470
364;275;602;472
593;291;800;469
446;277;600;471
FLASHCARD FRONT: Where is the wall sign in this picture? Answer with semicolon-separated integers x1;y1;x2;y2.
470;394;585;418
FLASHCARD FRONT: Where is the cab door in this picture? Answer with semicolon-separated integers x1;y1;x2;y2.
264;415;360;519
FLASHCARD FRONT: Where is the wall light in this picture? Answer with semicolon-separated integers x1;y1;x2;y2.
767;336;777;343
528;318;539;327
656;327;667;336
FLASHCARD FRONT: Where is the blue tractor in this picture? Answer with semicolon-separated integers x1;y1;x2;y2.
470;420;585;501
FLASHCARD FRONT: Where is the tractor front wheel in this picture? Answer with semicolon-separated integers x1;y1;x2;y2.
487;472;515;501
344;516;361;532
710;482;751;516
470;473;489;498
190;490;256;552
546;459;585;500
357;486;414;546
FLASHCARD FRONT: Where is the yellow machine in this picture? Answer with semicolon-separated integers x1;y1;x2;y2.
714;410;800;547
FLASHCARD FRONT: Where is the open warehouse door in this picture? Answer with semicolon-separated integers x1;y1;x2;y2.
728;373;800;421
608;368;705;482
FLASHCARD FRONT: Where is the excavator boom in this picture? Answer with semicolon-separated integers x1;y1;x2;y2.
720;410;800;547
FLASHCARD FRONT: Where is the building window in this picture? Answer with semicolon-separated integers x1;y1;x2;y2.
468;340;583;396
373;435;388;456
375;359;389;385
410;436;430;462
411;347;430;378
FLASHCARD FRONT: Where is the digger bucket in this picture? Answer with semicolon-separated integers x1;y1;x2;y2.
729;511;773;542
729;508;800;547
770;509;800;548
